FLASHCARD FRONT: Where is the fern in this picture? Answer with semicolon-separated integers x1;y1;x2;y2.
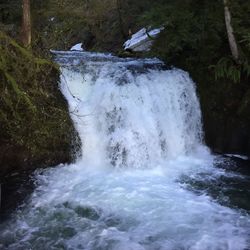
240;34;250;49
210;56;250;83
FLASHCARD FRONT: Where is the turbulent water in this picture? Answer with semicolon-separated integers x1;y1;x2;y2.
0;52;250;250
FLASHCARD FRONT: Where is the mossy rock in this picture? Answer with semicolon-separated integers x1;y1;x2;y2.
0;32;80;178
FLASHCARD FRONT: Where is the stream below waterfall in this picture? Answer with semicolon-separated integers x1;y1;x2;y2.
0;52;250;250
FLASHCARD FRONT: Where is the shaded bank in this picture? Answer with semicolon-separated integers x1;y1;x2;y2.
194;72;250;156
0;33;80;179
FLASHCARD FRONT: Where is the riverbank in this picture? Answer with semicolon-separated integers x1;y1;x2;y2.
0;33;80;180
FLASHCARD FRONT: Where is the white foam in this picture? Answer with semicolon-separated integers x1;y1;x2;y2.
225;154;249;160
60;61;204;167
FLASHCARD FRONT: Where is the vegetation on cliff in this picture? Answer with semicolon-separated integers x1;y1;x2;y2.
0;31;78;177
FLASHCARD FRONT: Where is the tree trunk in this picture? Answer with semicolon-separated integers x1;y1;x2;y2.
21;0;31;47
223;0;240;63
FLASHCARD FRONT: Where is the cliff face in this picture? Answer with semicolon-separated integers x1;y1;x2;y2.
198;77;250;156
0;33;80;179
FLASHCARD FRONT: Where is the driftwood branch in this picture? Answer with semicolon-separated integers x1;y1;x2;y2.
223;0;240;63
21;0;31;47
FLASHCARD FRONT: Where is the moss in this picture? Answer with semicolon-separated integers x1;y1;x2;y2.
0;32;80;178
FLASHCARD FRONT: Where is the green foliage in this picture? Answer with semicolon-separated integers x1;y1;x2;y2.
210;57;250;83
139;0;250;84
0;1;21;24
0;32;75;163
31;0;88;51
30;0;156;52
241;34;250;50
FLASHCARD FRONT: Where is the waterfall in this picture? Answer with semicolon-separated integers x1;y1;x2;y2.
58;52;205;168
0;52;249;250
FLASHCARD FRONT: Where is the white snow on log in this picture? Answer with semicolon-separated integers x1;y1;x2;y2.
225;154;249;160
124;27;164;52
70;43;84;51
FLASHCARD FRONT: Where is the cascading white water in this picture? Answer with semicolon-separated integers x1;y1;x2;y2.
59;52;204;168
0;52;249;250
